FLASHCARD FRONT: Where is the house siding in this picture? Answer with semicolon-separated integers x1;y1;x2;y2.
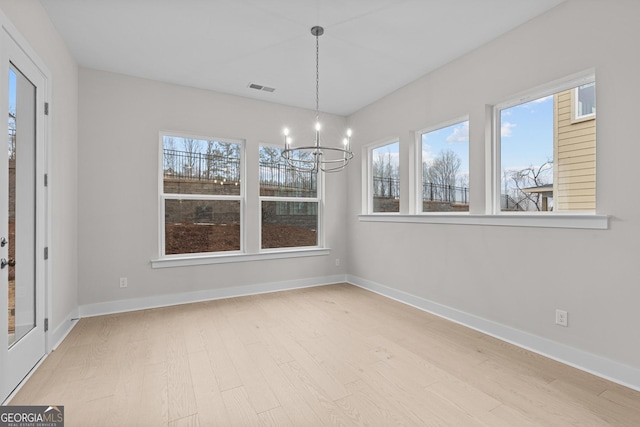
553;90;596;211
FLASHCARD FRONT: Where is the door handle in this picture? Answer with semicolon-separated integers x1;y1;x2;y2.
1;258;15;269
0;237;6;247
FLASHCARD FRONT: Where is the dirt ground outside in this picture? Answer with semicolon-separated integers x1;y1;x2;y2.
165;223;317;254
7;219;15;334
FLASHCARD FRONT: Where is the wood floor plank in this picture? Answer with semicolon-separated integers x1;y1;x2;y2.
257;406;294;427
8;283;640;426
220;386;263;427
166;329;198;422
200;324;243;392
337;379;446;426
187;350;232;426
269;325;350;401
168;414;200;427
246;342;333;426
217;325;280;414
140;361;169;426
278;360;353;426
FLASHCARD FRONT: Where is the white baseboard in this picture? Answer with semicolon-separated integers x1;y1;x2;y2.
78;274;348;318
347;274;640;392
48;307;79;352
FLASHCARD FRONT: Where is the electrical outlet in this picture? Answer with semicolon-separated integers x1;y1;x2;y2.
119;277;128;288
335;258;340;267
555;309;568;327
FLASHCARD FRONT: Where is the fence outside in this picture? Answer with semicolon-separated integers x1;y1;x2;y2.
372;176;471;205
163;149;241;183
422;182;469;205
163;149;316;194
259;161;316;194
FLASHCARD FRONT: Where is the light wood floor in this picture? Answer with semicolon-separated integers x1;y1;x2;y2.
9;283;640;426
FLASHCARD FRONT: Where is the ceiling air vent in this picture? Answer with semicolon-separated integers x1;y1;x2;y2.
248;83;275;92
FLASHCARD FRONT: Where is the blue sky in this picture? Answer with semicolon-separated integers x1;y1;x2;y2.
8;69;16;112
418;96;553;189
500;95;554;173
422;121;470;181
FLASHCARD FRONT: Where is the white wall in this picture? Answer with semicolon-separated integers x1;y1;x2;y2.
77;69;348;308
346;0;640;380
0;0;79;340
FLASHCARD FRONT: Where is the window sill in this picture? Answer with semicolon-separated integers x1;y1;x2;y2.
358;213;608;229
151;247;331;269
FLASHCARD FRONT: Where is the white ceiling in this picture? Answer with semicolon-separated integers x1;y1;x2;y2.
39;0;565;116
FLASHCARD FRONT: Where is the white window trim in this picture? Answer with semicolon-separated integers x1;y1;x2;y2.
363;137;400;214
158;131;245;258
491;70;596;215
415;116;470;214
151;247;331;268
358;213;608;229
258;143;324;251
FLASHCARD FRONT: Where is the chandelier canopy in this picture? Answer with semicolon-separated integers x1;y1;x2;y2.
281;26;353;173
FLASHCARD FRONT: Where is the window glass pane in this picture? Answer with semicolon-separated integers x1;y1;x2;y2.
576;82;596;119
165;199;240;254
259;146;317;197
372;141;400;212
421;121;469;212
163;136;241;195
261;201;317;249
500;82;596;212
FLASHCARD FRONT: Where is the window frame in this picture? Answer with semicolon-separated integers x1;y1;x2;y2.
258;142;324;251
158;131;245;259
359;69;608;229
364;137;401;214
415;116;470;215
491;72;596;215
572;82;596;123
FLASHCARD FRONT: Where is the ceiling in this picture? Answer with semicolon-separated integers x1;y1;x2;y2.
39;0;565;116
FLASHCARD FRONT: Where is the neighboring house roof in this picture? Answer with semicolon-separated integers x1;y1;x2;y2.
522;184;553;198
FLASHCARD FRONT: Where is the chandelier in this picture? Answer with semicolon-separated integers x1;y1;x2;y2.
282;26;353;173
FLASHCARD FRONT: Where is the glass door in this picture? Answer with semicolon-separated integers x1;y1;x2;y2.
1;31;47;403
6;65;37;348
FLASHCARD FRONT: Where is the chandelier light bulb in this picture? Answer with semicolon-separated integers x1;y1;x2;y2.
315;122;321;131
347;128;352;137
283;127;289;136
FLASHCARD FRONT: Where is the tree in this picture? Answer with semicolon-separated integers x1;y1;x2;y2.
373;148;398;198
8;110;15;160
504;160;553;211
423;149;461;201
182;138;203;177
163;136;177;175
206;140;239;182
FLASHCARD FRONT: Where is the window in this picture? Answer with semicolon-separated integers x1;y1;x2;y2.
419;119;469;212
573;82;596;122
497;77;596;212
370;140;400;213
259;145;319;249
161;134;243;255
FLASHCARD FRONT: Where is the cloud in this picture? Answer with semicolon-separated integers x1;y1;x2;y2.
422;149;435;164
532;95;553;103
501;121;516;137
445;122;469;144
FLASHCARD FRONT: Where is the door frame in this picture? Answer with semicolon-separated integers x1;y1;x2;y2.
0;11;52;403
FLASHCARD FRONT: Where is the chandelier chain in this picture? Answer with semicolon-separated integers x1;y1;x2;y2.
281;25;353;173
315;32;320;116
